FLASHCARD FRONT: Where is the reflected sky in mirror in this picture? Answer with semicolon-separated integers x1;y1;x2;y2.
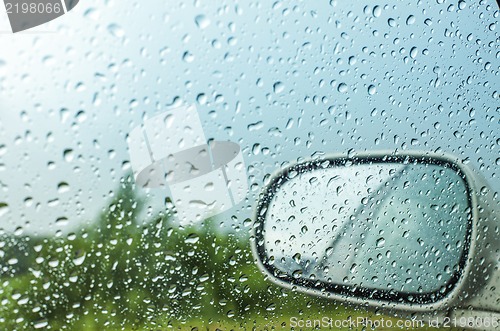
263;162;470;294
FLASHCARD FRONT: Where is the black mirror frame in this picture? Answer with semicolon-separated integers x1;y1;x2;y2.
252;153;474;305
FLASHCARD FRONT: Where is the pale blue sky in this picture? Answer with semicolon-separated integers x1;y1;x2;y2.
0;0;498;234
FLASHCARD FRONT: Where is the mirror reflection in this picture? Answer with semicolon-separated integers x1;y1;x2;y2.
263;162;470;295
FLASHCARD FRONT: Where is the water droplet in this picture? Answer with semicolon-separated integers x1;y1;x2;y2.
75;82;86;92
75;110;87;123
406;15;416;25
204;182;214;191
34;318;48;329
57;182;70;193
410;47;418;59
8;258;18;265
60;108;70;123
182;51;195;63
107;24;125;38
48;259;59;267
73;253;86;266
367;84;377;95
273;81;285;94
194;15;210;29
55;217;68;226
84;8;100;20
337;83;348;93
196;93;207;105
0;202;9;217
63;149;74;162
185;233;200;244
266;303;276;311
247;121;264;132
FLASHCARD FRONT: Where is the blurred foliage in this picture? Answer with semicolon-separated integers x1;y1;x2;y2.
0;179;454;330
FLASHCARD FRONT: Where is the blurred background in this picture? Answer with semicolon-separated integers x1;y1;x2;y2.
0;0;497;329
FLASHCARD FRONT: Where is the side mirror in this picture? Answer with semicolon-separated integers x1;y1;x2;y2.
251;152;499;329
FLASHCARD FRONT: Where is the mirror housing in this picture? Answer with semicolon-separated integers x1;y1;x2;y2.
251;151;499;327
